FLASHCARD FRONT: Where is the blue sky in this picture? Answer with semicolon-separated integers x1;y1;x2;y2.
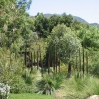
28;0;99;23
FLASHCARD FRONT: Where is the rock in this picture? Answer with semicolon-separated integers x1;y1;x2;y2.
87;95;99;99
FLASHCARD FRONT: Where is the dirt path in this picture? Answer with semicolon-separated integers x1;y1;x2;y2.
55;89;66;99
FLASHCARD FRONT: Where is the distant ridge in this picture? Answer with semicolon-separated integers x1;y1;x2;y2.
43;13;99;27
43;13;54;17
90;23;99;27
73;16;88;24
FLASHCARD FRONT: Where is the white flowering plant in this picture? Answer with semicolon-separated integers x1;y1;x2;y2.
0;83;10;99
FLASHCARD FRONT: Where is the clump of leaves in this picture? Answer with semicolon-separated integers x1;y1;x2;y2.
35;73;64;95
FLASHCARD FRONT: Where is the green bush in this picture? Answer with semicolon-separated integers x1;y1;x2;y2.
52;73;64;89
22;68;36;85
0;48;24;84
35;73;64;95
10;77;27;93
25;76;32;85
35;78;55;95
88;50;99;77
10;77;35;93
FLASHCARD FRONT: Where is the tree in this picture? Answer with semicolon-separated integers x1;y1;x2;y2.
43;24;81;75
34;13;74;38
34;13;49;38
47;24;81;63
0;0;35;50
77;26;99;49
61;13;73;27
49;15;61;32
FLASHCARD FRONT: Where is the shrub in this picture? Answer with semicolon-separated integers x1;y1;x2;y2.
22;68;34;85
25;76;33;85
0;83;10;99
35;73;64;95
35;78;55;95
53;73;64;89
10;78;35;94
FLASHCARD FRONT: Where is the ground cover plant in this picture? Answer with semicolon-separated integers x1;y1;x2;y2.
9;93;55;99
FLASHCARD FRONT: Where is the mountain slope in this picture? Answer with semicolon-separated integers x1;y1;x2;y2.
43;13;88;24
73;16;88;24
90;23;99;27
38;13;99;27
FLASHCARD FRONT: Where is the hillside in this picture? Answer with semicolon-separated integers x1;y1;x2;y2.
90;23;99;27
73;16;88;24
43;13;55;17
43;13;99;27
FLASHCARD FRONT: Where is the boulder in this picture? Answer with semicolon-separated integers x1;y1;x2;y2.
87;95;99;99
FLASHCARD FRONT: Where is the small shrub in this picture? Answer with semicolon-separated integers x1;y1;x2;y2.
10;78;26;93
35;78;55;95
22;68;34;85
10;75;36;94
0;83;10;99
52;73;64;89
25;76;32;85
35;73;64;95
10;79;35;94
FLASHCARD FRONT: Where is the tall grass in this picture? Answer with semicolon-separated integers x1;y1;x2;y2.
63;73;99;99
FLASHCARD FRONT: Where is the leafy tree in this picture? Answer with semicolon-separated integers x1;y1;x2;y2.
0;0;35;50
34;13;73;38
47;24;81;63
61;13;73;27
48;13;73;34
34;13;49;38
77;26;99;49
71;20;83;31
49;15;61;32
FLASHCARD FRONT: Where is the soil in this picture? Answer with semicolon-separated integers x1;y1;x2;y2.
55;89;66;99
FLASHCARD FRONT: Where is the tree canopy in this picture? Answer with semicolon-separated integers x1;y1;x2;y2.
34;13;73;38
47;24;81;63
0;0;36;51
